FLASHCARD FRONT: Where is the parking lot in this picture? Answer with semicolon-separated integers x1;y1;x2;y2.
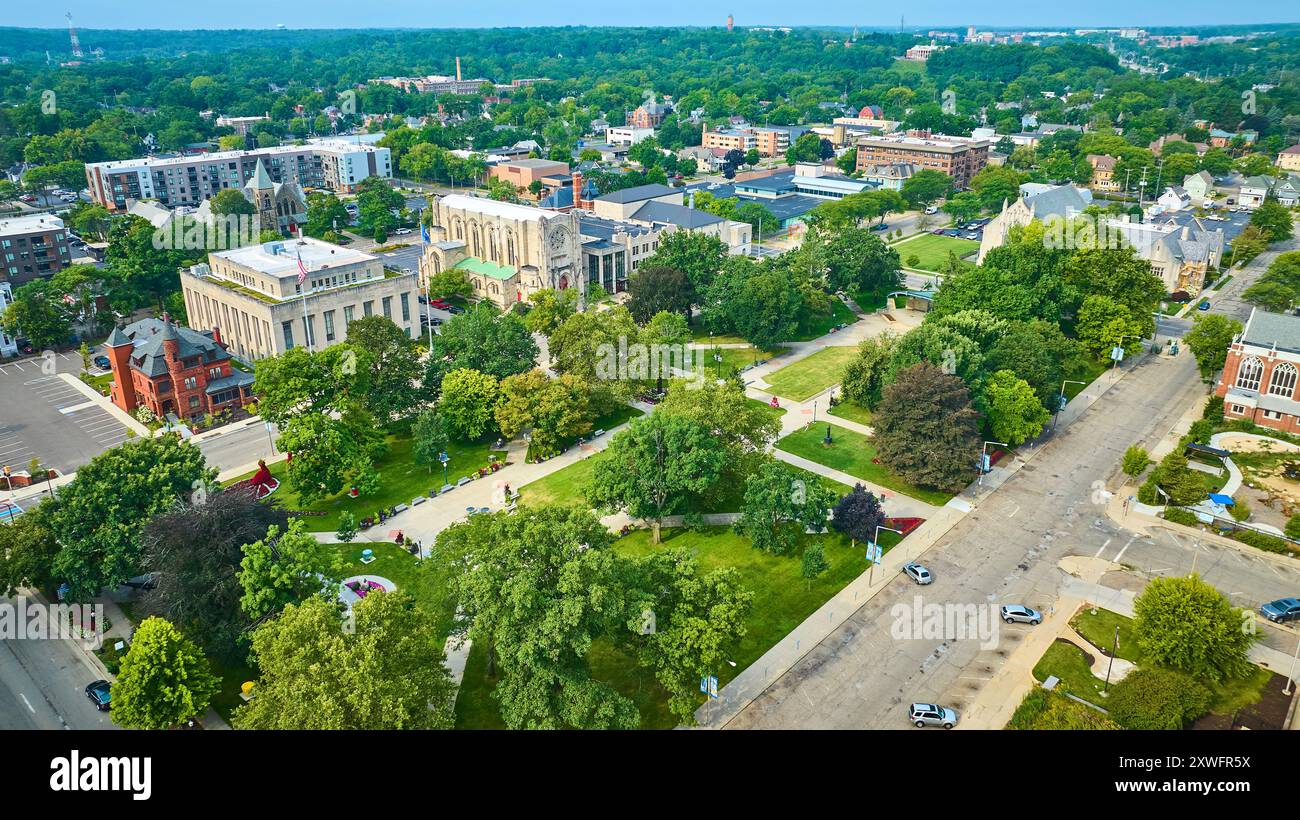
0;354;131;474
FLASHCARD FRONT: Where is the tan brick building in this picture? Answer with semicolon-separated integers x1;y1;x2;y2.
854;131;990;189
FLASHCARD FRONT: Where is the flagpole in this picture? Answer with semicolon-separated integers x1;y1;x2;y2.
297;250;312;351
421;224;434;350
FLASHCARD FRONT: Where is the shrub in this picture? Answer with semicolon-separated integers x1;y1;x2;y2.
1006;687;1119;730
906;254;921;267
1122;445;1150;478
1286;514;1300;541
1233;529;1294;555
1185;419;1214;445
1162;507;1200;527
1137;480;1159;505
1228;496;1251;522
1133;575;1256;682
1202;395;1224;425
1106;668;1212;730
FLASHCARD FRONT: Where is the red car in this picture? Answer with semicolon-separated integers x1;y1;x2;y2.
429;298;451;310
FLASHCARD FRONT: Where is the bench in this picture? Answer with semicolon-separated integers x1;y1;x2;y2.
411;497;425;506
439;484;454;495
393;503;408;514
456;476;471;487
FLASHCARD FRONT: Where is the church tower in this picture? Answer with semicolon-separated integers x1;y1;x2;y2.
247;158;279;234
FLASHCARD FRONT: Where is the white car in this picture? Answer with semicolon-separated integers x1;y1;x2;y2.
1000;604;1042;625
903;562;933;585
909;703;958;729
395;228;413;235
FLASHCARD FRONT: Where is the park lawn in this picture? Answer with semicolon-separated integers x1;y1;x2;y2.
827;401;872;426
895;234;980;272
791;299;859;341
455;525;903;729
775;421;953;506
763;345;859;401
224;435;506;532
748;396;787;423
1032;639;1108;704
702;345;785;377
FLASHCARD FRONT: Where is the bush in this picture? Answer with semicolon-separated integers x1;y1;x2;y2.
1122;445;1150;478
1162;507;1200;527
1137;480;1159;505
1185;419;1214;445
906;254;921;267
1133;575;1256;682
1106;668;1212;730
1202;395;1224;425
1006;687;1119;730
1233;528;1294;555
1228;496;1251;522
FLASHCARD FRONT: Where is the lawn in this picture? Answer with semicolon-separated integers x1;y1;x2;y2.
455;524;905;728
775;420;954;506
827;400;872;426
894;234;981;272
701;345;785;377
748;396;787;423
762;345;859;401
224;435;506;532
791;299;859;341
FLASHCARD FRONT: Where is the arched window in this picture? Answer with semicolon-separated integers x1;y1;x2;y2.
1269;362;1298;398
1236;356;1264;391
488;227;500;263
505;230;516;266
470;222;482;257
452;218;464;241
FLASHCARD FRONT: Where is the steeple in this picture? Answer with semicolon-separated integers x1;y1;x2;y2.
249;158;274;191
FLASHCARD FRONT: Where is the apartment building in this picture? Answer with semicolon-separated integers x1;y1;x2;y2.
488;159;570;197
180;237;418;360
702;129;756;153
0;214;72;286
85;139;392;212
0;281;16;357
370;75;489;95
702;126;805;158
855;131;990;188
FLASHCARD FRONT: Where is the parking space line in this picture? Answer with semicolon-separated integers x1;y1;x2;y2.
1113;536;1136;563
1093;537;1112;558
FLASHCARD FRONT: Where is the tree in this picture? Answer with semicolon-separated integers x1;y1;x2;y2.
110;617;218;730
830;484;887;547
438;367;500;440
424;265;474;301
1122;445;1151;479
737;459;836;555
434;506;640;729
549;305;638;385
1075;294;1145;359
970;165;1028;212
744;148;761;168
495;369;593;453
523;287;579;337
342;315;423;423
800;543;829;583
50;436;215;602
628;266;692;323
1132;574;1255;682
411;408;451;473
984;370;1050;446
818;227;902;297
210;188;257;218
642;230;727;300
277;405;385;504
1151;451;1207;506
303;192;351;238
1106;668;1212;730
900;169;953;209
1183;314;1243;378
426;307;538;394
238;519;343;623
0;501;59;596
233;592;456;730
942;191;983;223
840;333;897;410
873;363;981;492
1251;195;1295;242
588;413;724;543
1242;280;1297;312
701;258;801;349
335;512;358;544
140;486;289;661
0;279;71;350
985;319;1078;411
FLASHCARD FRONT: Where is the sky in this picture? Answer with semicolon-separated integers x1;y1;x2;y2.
8;1;1298;31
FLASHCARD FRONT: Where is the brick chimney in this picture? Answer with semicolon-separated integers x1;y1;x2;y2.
211;325;223;347
571;171;585;210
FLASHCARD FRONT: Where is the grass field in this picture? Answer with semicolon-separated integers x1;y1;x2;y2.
895;234;981;272
762;345;859;401
827;401;872;426
454;524;904;728
775;420;953;506
224;435;506;532
701;345;786;377
792;299;859;341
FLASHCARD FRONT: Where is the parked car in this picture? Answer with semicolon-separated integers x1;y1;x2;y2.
1198;301;1211;311
93;355;111;370
908;703;958;729
870;223;889;232
1261;598;1300;623
395;228;413;236
964;233;979;241
902;562;933;585
446;304;466;315
924;205;939;215
85;680;112;712
429;298;451;310
1000;604;1042;625
932;228;946;235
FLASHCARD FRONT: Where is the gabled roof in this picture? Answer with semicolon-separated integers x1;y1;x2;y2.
629;200;725;229
121;318;229;378
1242;307;1300;356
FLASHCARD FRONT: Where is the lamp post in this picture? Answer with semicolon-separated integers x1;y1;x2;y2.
439;451;450;486
1111;334;1135;370
979;441;1008;486
867;525;903;587
1053;380;1087;430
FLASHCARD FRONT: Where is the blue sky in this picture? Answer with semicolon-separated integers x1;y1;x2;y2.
11;2;1298;30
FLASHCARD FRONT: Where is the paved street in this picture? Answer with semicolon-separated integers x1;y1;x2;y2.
723;350;1211;729
196;418;281;476
0;595;119;731
1210;234;1300;323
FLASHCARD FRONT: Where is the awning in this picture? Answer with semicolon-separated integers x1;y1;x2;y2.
1208;493;1234;506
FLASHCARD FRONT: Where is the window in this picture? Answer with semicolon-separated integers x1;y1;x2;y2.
1269;362;1298;399
1263;410;1285;421
282;320;294;349
324;310;336;342
382;296;392;319
1236;356;1263;391
344;305;355;325
400;293;410;322
363;300;374;317
1231;404;1246;415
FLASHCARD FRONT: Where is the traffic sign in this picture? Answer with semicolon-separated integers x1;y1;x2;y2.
707;676;719;699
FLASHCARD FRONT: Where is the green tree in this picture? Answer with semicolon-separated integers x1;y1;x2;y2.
1106;667;1212;730
817;226;902;297
1122;445;1151;478
1075;294;1145;359
701;258;801;349
984;370;1050;446
1251;195;1295;242
110;617;218;730
800;543;829;583
411;408;451;473
210;188;256;218
426;307;538;393
303;191;351;238
233;591;456;729
438;367;500;440
1132;574;1255;682
641;230;728;300
588;413;725;543
523;287;579;337
342;315;423;423
873;363;981;492
425;265;474;300
1151;451;1208;506
900;169;953;209
0;279;71;350
737;459;836;555
238;519;343;623
494;369;593;453
1183;314;1243;378
335;511;358;544
840;333;897;410
50;436;215;602
628;266;693;323
0;501;59;596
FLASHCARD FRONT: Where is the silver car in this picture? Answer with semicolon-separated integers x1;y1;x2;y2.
903;562;933;585
1000;604;1042;625
909;703;958;729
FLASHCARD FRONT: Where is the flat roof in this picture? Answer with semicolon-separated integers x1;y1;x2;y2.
88;140;386;172
0;214;64;236
212;237;374;276
439;193;557;223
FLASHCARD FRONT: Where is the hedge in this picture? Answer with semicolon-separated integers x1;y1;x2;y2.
1162;508;1201;528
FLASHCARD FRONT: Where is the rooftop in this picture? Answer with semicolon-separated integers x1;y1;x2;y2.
0;214;64;236
212;237;374;276
438;193;557;222
1242;308;1300;356
630;200;724;229
454;256;518;281
595;183;679;204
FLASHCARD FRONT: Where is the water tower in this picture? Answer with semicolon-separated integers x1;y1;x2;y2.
726;14;734;32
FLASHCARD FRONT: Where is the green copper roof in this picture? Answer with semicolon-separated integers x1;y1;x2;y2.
454;257;518;281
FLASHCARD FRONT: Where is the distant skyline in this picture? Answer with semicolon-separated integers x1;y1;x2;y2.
6;2;1298;31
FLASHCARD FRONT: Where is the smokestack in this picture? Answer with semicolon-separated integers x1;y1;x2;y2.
571;171;584;209
455;56;462;82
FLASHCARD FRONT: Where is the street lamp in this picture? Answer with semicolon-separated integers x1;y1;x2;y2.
867;525;903;587
978;441;1008;486
1053;380;1087;430
439;451;450;486
1111;334;1136;370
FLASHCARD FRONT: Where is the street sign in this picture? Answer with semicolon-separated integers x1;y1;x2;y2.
865;542;883;564
701;675;708;694
439;452;449;463
1057;394;1068;412
707;676;719;699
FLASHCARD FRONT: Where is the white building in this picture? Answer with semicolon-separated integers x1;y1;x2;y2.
606;126;656;146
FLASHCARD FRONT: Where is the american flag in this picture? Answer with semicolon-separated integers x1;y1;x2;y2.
296;251;309;284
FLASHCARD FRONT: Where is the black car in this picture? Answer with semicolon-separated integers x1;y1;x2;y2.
85;680;111;712
446;305;466;314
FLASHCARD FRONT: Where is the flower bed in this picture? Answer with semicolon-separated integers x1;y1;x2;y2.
884;516;925;536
